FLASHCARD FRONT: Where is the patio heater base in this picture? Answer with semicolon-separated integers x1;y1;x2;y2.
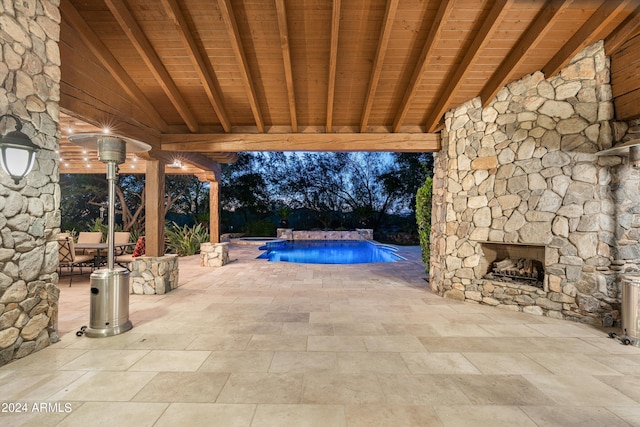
84;321;133;338
84;267;133;338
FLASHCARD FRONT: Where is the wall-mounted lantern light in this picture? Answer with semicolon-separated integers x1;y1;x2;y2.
0;114;40;184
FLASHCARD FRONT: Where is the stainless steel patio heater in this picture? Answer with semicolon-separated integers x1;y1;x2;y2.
68;133;151;338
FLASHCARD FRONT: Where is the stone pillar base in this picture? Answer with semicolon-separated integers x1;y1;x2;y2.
130;254;179;295
200;242;229;267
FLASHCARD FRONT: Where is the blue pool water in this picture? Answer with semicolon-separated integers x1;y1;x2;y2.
257;240;403;264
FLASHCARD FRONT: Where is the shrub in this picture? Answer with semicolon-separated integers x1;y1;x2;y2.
128;225;144;244
165;221;210;256
416;176;433;273
245;219;276;237
90;218;108;242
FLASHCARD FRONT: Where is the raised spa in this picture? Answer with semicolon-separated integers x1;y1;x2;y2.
258;240;402;264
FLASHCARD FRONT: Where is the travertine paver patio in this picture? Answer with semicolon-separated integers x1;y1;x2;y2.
1;244;639;426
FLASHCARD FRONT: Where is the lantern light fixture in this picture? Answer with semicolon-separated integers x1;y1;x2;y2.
0;114;40;184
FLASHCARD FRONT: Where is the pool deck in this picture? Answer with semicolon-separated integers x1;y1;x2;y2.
1;244;639;426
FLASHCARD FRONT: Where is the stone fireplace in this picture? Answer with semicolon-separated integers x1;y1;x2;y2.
430;42;635;326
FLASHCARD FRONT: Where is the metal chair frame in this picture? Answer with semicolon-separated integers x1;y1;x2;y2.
58;237;94;286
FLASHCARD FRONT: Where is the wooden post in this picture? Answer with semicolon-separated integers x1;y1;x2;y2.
146;159;165;256
209;180;220;243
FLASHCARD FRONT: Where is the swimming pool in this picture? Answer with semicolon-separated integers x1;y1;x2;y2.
257;240;403;264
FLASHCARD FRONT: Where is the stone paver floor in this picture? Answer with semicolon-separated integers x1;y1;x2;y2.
1;244;639;426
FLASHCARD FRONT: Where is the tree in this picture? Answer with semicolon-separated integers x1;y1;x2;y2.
263;152;431;231
114;174;145;231
221;153;273;231
385;152;433;211
164;174;210;225
60;174;110;232
217;151;434;235
270;152;348;228
61;172;211;233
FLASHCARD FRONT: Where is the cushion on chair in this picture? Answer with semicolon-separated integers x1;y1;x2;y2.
132;236;145;257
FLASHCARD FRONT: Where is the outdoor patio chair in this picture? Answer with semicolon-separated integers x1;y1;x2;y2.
75;231;102;256
112;231;131;256
58;237;94;286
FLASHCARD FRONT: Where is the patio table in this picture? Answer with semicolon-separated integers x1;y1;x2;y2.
75;242;136;268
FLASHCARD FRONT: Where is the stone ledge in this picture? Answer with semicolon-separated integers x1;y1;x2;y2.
277;228;374;241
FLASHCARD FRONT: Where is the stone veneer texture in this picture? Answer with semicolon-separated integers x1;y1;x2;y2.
0;0;62;366
130;255;179;295
430;41;634;325
200;242;229;267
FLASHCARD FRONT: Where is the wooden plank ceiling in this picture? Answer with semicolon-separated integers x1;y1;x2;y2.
58;0;640;175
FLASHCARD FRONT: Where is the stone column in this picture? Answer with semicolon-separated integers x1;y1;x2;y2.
0;1;61;366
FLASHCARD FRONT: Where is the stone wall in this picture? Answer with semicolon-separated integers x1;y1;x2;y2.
130;255;179;295
277;228;374;241
431;41;624;325
0;1;61;366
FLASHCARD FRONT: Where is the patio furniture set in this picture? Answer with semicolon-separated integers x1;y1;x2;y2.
57;231;144;285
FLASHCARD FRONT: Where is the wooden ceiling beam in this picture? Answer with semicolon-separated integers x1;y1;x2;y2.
424;0;514;133
104;0;200;133
393;0;455;133
160;0;231;132
59;163;208;175
138;149;235;166
326;0;341;133
217;0;265;133
161;132;440;153
543;0;634;78
196;163;222;182
480;0;571;107
275;0;298;133
361;0;399;133
605;5;640;55
61;1;168;132
169;152;224;180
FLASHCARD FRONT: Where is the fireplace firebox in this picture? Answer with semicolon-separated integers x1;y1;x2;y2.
480;242;545;289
